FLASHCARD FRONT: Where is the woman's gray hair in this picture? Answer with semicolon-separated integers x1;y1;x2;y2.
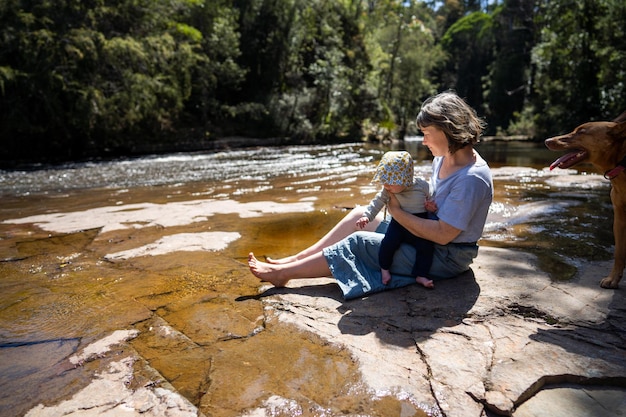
416;91;486;154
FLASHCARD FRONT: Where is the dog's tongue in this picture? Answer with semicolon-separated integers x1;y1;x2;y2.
549;150;587;170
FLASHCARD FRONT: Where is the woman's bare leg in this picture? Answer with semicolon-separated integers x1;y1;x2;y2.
248;252;332;287
267;206;383;264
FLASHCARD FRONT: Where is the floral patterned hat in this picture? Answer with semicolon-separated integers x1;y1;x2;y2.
372;151;414;187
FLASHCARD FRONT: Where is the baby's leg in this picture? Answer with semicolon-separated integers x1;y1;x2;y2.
381;269;392;285
415;276;434;289
378;219;402;285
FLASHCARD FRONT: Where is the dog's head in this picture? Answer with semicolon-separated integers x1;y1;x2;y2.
545;111;626;173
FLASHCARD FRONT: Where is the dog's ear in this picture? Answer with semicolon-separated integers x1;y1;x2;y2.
614;111;626;123
611;111;626;139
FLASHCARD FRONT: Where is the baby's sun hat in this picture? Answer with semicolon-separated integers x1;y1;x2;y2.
372;151;414;187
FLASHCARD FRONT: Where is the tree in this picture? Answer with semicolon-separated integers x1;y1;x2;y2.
440;11;495;114
0;0;205;160
592;0;626;120
532;0;611;134
287;0;373;140
363;0;444;139
483;0;535;135
232;0;377;141
184;0;246;135
4;0;624;164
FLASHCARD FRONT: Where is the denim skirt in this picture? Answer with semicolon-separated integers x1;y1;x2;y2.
322;221;478;300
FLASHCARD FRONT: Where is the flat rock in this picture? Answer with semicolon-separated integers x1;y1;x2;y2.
261;246;626;416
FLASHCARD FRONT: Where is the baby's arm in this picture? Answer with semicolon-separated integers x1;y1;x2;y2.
356;216;370;229
358;188;390;228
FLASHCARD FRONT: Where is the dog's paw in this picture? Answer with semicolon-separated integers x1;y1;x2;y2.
600;277;620;289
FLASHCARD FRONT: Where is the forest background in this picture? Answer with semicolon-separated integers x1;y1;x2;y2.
1;0;625;165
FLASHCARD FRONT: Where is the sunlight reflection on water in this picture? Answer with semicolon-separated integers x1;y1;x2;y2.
0;141;612;252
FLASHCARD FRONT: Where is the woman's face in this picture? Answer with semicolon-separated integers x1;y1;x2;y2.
421;126;448;157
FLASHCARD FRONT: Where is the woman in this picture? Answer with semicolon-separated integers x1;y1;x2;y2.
248;91;493;299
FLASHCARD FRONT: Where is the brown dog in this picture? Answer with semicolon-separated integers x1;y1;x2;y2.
545;111;626;288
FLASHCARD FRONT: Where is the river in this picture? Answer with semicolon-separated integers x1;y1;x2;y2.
0;140;614;416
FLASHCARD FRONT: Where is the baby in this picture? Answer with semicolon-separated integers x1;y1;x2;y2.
356;151;435;288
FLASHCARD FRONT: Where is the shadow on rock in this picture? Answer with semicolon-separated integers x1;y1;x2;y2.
238;269;480;349
235;282;343;302
530;289;626;368
336;269;480;346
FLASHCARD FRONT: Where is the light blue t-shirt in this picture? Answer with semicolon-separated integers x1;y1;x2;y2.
429;151;493;243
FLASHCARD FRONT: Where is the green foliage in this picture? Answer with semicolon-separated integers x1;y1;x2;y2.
0;66;19;95
440;11;495;113
594;1;626;116
363;0;443;139
184;2;245;133
235;0;375;141
504;106;537;137
1;0;625;162
0;0;205;159
530;0;626;135
483;0;535;134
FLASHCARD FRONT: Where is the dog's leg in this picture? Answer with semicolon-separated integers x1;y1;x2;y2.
601;189;626;288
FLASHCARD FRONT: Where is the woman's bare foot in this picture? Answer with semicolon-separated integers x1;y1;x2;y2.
416;276;434;289
248;252;290;287
381;269;392;285
266;254;298;264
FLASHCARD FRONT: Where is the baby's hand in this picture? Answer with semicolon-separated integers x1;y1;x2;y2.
425;198;438;213
356;216;370;229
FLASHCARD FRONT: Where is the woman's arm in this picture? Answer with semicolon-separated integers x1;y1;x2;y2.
387;193;461;245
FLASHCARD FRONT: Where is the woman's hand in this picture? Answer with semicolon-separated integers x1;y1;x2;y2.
386;192;401;216
388;192;461;245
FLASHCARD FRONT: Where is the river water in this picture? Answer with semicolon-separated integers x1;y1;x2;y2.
0;140;614;416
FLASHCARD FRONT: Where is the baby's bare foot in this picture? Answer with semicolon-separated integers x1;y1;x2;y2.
381;269;392;285
416;276;434;289
248;252;290;287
